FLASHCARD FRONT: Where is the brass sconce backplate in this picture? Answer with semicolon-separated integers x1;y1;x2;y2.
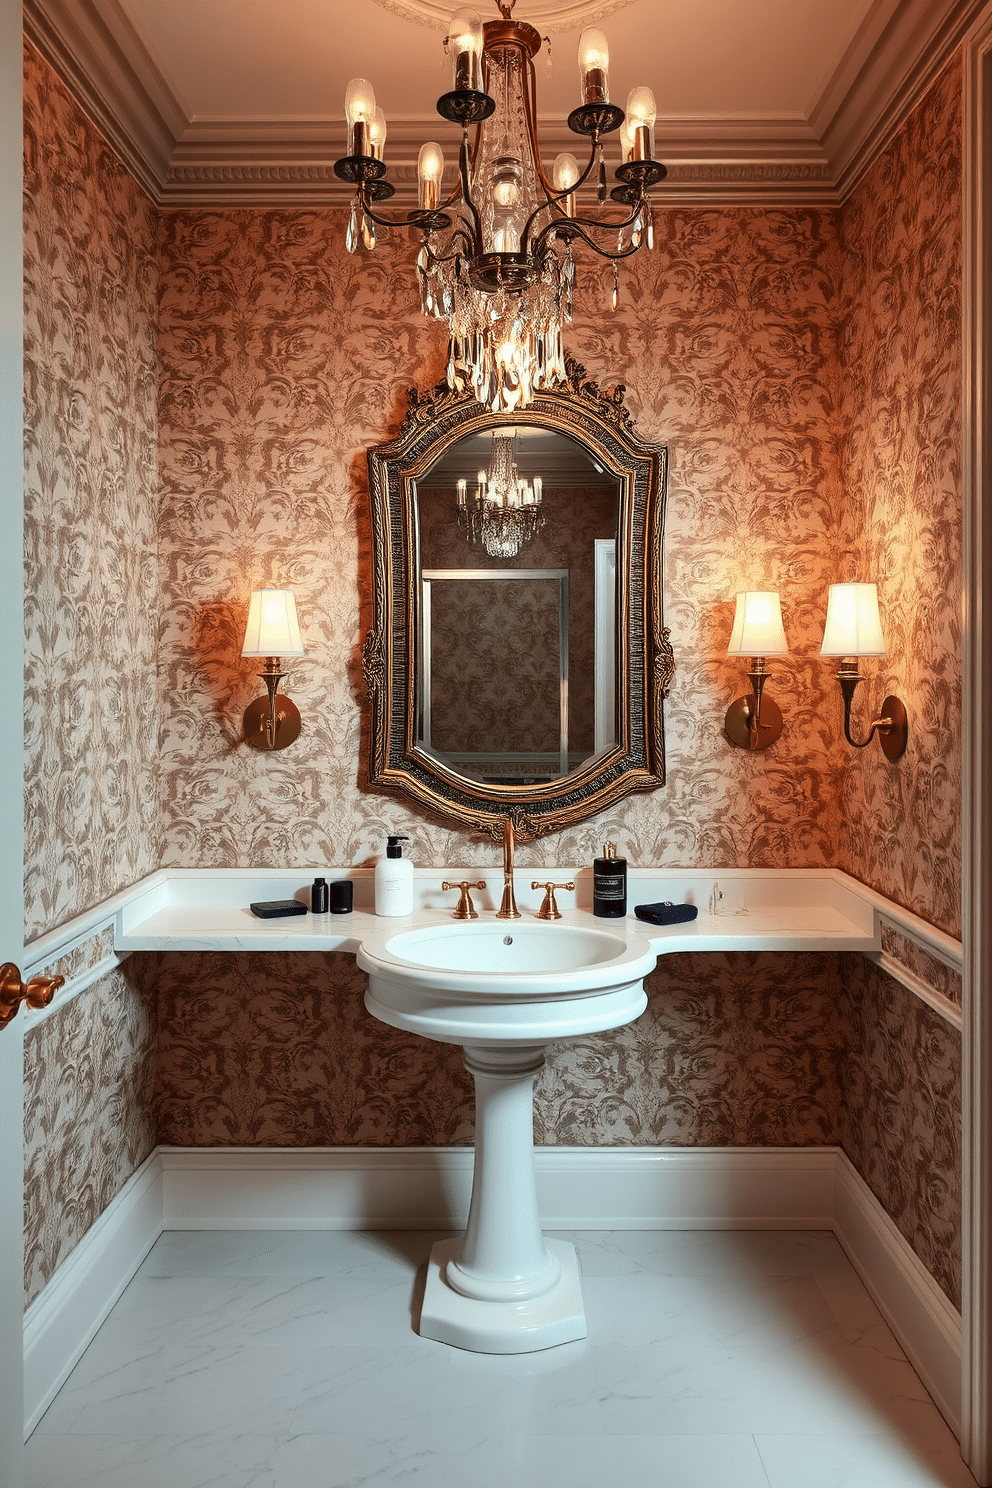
243;695;302;751
724;693;783;751
878;695;909;760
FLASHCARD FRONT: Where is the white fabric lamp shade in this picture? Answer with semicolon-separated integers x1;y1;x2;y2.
819;582;886;657
726;591;788;657
241;589;305;658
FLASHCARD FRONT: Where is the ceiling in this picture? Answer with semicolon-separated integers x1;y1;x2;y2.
24;0;984;205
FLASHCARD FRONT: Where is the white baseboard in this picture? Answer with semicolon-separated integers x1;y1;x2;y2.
158;1144;837;1231
832;1152;963;1437
22;1152;162;1437
23;1144;962;1443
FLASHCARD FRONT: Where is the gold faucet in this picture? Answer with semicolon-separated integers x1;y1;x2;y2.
442;880;486;919
496;817;521;919
531;881;575;920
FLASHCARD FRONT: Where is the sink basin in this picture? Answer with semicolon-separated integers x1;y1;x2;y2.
357;914;658;1354
358;920;656;1041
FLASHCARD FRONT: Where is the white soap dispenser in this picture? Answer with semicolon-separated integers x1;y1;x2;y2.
375;835;413;916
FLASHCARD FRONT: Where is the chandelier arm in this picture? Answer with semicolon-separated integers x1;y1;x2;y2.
518;142;602;255
455;128;486;257
524;51;556;197
531;208;646;261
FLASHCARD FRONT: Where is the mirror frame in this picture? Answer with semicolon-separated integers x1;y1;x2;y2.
362;359;673;842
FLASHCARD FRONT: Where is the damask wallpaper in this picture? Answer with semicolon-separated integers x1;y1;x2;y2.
156;202;848;878
21;40;965;1319
838;954;961;1309
836;60;963;939
23;959;157;1307
22;42;160;944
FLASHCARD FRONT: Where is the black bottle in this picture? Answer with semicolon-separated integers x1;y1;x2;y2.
593;842;627;918
311;877;329;914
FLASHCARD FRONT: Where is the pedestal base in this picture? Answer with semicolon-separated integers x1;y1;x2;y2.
419;1237;587;1353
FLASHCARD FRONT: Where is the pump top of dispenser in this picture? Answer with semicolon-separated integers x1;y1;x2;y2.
386;835;408;859
603;842;616;859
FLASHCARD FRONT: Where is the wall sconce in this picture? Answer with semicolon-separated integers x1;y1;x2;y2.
240;589;305;751
724;590;789;750
819;582;908;759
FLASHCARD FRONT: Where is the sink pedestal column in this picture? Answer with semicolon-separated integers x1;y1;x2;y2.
419;1042;586;1354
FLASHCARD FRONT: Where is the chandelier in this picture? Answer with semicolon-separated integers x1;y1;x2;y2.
456;431;545;557
334;2;665;413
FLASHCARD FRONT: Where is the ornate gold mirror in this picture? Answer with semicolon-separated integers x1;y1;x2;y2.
363;361;672;839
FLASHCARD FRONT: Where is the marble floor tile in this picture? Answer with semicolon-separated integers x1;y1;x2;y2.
137;1229;450;1280
26;1430;285;1488
291;1338;603;1440
592;1326;944;1437
755;1431;978;1488
29;1229;975;1488
98;1272;421;1349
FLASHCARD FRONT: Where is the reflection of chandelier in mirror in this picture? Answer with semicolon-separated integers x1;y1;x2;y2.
334;2;665;413
457;432;545;557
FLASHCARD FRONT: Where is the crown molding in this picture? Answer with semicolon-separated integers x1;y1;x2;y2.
21;0;981;208
23;0;184;202
816;0;986;196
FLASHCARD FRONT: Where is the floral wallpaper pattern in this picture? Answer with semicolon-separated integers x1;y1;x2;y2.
23;959;157;1307
880;923;962;1011
839;954;961;1309
22;43;964;1317
156;204;849;876
836;60;963;939
23;42;160;944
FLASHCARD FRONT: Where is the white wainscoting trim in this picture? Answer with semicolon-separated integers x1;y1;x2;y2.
833;1151;963;1438
159;1143;838;1232
23;1144;962;1441
22;1151;162;1437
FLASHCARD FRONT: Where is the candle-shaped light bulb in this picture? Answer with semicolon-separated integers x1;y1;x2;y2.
418;142;445;210
578;26;609;105
344;77;377;157
369;107;387;161
533;476;542;501
456;478;467;507
553;151;580;216
448;10;483;92
625;86;656;160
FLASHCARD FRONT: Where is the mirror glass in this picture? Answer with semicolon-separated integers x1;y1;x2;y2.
414;428;619;785
363;365;672;841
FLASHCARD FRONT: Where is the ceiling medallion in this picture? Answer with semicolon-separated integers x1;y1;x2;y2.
368;0;638;32
335;1;665;412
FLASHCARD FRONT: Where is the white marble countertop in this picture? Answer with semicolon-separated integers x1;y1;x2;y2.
114;866;881;957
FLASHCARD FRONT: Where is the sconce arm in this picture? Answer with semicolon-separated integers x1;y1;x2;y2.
835;664;908;759
258;660;286;749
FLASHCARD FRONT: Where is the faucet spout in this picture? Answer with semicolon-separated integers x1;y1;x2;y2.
496;817;521;919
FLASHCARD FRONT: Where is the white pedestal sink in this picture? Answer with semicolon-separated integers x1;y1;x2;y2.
357;919;656;1353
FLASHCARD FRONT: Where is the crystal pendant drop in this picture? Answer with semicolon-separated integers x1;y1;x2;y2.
647;209;655;250
611;262;620;311
362;210;376;251
346;200;358;254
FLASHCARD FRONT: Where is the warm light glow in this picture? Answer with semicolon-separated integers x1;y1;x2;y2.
727;591;789;657
552;153;580;191
819;582;887;657
625;86;656;160
625;86;656;129
344;77;376;125
369;108;387;160
417;141;445;210
578;26;610;104
448;9;483;91
241;590;305;658
344;77;376;156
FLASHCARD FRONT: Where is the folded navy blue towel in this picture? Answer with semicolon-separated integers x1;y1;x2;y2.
633;902;699;926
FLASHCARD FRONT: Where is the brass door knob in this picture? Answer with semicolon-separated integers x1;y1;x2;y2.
0;963;64;1031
